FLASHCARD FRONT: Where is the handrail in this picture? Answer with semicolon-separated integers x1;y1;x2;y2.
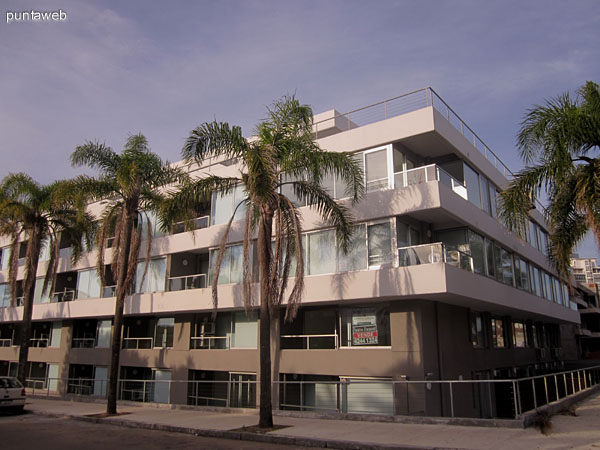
168;273;207;291
172;215;210;234
122;337;153;349
29;337;49;347
102;285;117;298
52;288;76;303
281;333;339;350
0;338;12;347
190;335;230;349
71;337;96;348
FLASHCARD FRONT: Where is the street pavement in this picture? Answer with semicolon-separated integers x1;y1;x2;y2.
15;392;600;450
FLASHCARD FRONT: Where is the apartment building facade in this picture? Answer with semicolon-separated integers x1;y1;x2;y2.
0;88;580;418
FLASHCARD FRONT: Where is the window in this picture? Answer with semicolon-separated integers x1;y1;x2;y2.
209;244;245;285
154;318;174;348
543;272;553;301
485;238;495;278
135;258;167;293
76;269;102;300
530;265;542;297
495;245;514;286
514;257;530;292
552;277;562;305
139;210;166;239
33;278;51;304
489;185;499;218
0;284;10;308
364;147;389;192
211;184;246;225
470;312;486;348
307;230;336;275
367;222;391;267
512;322;527;348
491;318;505;348
464;163;481;208
340;307;390;347
338;224;367;272
468;231;485;274
480;177;491;214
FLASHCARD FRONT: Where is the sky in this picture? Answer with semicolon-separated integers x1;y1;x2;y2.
0;0;598;256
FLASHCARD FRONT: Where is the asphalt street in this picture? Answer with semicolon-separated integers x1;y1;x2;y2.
0;412;305;450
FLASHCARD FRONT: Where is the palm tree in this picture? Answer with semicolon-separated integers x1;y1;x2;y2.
0;173;95;384
166;96;364;428
500;81;600;277
70;134;189;414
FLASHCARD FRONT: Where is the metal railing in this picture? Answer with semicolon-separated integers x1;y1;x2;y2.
0;338;13;347
393;164;468;200
102;285;117;298
52;288;76;303
29;337;49;348
172;216;210;234
168;274;207;292
397;242;473;272
24;366;600;419
71;337;96;348
190;335;230;350
122;337;153;350
312;87;512;179
280;333;339;350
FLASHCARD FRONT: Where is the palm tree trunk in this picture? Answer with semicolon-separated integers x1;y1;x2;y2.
16;226;42;385
257;211;274;428
107;209;134;414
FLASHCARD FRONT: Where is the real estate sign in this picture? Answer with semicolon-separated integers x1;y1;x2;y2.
351;309;378;345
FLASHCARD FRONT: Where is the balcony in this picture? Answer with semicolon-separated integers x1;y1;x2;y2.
190;335;230;350
398;242;473;272
52;288;76;303
280;333;338;350
168;274;207;292
393;164;467;200
172;215;210;235
122;337;153;349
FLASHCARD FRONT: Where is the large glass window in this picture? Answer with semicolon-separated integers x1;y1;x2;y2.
489;185;499;218
154;318;174;348
470;312;486;348
212;185;246;225
543;272;553;301
231;311;258;348
340;307;390;347
76;269;102;300
491;318;505;348
530;265;542;297
139;210;166;239
338;225;367;272
495;245;514;286
0;283;10;308
209;244;245;285
135;258;167;293
367;222;391;267
0;247;9;271
480;177;491;215
512;322;527;348
464;163;481;208
307;230;336;275
552;277;562;305
485;238;495;278
468;231;485;274
364;148;389;192
514;257;530;292
33;278;51;304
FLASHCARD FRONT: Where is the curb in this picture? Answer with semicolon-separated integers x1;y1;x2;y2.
28;409;466;450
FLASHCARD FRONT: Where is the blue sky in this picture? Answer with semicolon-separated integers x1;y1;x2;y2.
0;0;598;256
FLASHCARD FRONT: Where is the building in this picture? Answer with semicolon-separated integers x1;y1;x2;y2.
571;257;600;286
0;87;580;418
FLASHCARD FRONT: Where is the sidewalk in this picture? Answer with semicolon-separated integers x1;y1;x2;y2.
26;393;600;450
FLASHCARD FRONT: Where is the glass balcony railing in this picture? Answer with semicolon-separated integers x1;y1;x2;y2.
398;242;473;272
393;164;468;200
168;274;207;292
172;216;210;235
52;288;76;303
